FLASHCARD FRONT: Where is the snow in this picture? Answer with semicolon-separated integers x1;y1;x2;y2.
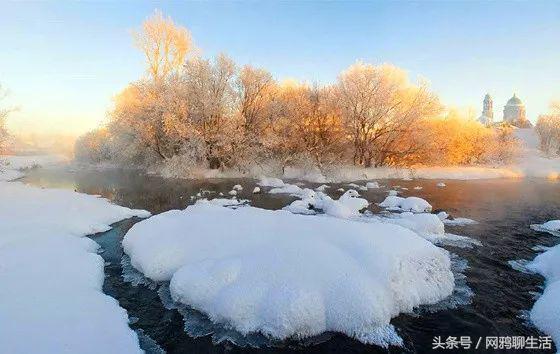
228;189;237;196
513;128;560;180
437;212;478;226
268;183;304;196
414;186;423;190
379;196;432;213
436;182;446;188
0;181;149;354
123;201;454;346
366;181;380;189
232;184;243;191
526;244;560;346
388;190;399;196
381;212;445;236
258;177;285;188
283;190;369;219
199;198;248;207
0;154;67;170
531;220;560;237
315;184;330;191
252;186;261;194
0;154;68;181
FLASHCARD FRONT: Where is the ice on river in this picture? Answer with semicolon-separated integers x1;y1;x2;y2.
122;200;454;346
0;181;150;354
531;220;560;237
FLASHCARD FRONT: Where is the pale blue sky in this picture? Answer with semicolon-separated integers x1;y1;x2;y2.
1;1;558;135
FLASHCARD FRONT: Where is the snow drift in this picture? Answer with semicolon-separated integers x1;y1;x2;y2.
0;181;149;354
123;201;454;346
526;221;560;347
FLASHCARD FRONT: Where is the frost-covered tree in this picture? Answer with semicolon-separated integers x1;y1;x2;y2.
336;62;441;167
133;10;194;82
536;101;560;156
0;85;13;153
182;54;238;169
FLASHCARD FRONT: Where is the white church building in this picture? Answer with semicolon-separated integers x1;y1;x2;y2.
479;93;532;128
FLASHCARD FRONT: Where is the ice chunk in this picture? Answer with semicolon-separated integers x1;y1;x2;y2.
437;182;446;188
123;202;454;345
232;184;243;191
531;220;560;236
315;184;330;192
228;190;237;196
252;187;261;194
379;196;432;213
366;182;380;189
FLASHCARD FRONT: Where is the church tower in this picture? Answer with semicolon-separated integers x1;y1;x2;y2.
479;93;493;126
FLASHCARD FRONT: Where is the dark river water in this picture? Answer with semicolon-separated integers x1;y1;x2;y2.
21;168;560;354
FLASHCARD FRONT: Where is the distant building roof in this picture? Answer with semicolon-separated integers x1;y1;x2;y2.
506;94;523;106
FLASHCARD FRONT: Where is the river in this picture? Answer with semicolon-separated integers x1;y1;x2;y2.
22;168;559;353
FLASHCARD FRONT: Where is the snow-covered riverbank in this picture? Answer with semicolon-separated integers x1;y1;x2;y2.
0;156;150;353
159;128;560;182
526;221;560;347
0;154;68;181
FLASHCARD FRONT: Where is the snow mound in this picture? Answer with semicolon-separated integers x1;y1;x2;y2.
383;212;445;236
0;181;149;354
436;182;446;188
283;190;368;219
366;181;380;189
414;186;423;190
379;196;432;213
526;244;560;347
123;202;454;346
315;184;330;191
531;220;560;237
388;190;399;196
258;177;285;188
437;212;478;226
232;184;243;191
228;190;237;196
268;183;304;196
252;187;261;194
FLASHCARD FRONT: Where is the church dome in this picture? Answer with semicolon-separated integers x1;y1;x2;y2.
506;94;523;106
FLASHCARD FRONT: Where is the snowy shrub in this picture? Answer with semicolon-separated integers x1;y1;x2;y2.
536;103;560;156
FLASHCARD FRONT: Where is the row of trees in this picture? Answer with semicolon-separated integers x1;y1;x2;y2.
75;11;519;175
536;101;560;156
0;85;11;153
